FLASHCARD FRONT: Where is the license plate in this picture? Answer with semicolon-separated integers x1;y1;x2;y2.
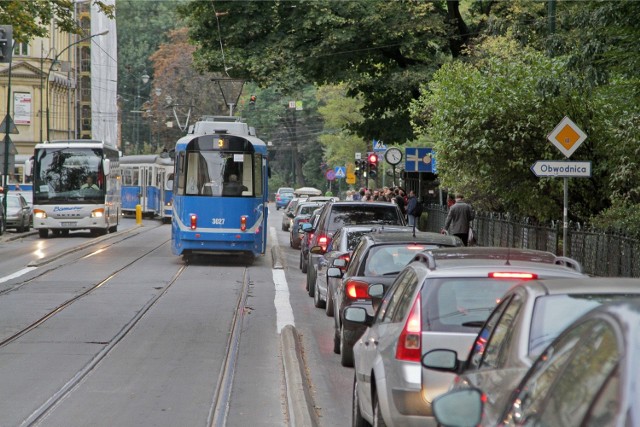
61;222;77;227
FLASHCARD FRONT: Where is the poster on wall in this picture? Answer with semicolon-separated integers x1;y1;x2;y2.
14;92;32;125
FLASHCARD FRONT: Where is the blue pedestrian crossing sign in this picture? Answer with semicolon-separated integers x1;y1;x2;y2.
405;147;437;173
334;166;346;178
372;139;387;152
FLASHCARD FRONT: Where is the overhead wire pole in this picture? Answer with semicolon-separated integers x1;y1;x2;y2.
1;25;14;222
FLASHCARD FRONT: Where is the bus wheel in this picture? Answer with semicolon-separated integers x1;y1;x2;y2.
38;229;48;238
109;225;118;233
51;229;61;237
61;230;70;237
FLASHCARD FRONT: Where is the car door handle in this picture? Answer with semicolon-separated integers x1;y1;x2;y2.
365;338;378;347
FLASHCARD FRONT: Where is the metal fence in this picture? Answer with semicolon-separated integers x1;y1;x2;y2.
424;204;640;278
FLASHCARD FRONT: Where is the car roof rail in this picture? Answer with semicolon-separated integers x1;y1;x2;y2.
413;251;437;269
554;256;584;273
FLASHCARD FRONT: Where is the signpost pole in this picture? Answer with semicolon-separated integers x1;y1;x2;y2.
563;177;568;257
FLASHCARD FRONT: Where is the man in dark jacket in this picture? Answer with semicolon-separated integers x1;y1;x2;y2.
406;190;418;226
443;194;474;245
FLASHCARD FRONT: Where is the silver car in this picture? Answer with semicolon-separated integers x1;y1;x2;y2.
1;193;32;232
348;247;585;427
424;276;640;426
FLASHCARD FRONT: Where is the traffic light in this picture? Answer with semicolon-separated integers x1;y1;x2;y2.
0;25;12;64
249;95;257;105
354;159;364;178
367;152;378;178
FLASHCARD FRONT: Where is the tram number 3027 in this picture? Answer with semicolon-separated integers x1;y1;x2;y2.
211;218;226;225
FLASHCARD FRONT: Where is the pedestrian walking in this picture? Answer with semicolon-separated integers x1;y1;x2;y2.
442;194;475;246
406;190;418;227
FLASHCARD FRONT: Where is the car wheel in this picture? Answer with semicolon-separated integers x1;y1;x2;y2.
301;254;308;274
38;228;48;238
314;281;325;309
352;374;369;427
307;270;315;297
373;391;388;427
299;251;303;270
340;324;354;367
333;327;341;354
325;284;334;317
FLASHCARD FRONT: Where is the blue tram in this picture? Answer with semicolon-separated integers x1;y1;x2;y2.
120;153;174;222
171;116;269;260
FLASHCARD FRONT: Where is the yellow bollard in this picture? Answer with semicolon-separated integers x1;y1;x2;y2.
136;204;142;225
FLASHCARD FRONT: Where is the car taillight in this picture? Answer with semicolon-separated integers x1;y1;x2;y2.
346;280;370;299
396;295;422;362
488;272;538;280
318;235;330;252
190;214;197;230
240;215;247;231
406;245;425;250
276;195;281;201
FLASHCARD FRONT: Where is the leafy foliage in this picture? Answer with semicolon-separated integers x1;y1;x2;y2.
178;0;454;144
0;0;114;42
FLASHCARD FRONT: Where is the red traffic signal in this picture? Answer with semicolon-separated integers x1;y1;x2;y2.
368;153;378;165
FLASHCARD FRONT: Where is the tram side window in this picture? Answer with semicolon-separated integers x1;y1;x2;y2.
176;152;185;194
253;155;262;197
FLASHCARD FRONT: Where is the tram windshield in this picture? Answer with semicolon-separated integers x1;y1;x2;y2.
178;151;261;197
33;148;106;204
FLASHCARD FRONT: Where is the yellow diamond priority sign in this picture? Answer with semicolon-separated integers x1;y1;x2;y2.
547;116;587;158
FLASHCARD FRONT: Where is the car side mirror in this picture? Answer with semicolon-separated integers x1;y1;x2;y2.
327;267;343;278
432;389;483;427
368;283;385;299
421;349;460;372
332;258;347;268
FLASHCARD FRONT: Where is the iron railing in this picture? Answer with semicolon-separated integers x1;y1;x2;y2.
424;204;640;278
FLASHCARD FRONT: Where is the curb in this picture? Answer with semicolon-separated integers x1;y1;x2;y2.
281;325;318;427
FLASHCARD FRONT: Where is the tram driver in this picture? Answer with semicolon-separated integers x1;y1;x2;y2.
222;174;248;196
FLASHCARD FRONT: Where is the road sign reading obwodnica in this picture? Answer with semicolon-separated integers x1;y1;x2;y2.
531;160;592;178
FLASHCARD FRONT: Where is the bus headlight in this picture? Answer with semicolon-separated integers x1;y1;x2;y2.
91;208;105;218
34;209;47;219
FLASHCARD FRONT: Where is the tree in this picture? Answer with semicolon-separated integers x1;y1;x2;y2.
148;27;229;150
0;1;114;42
178;0;460;144
117;0;183;153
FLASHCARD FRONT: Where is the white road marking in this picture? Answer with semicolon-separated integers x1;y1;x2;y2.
271;226;295;333
0;267;37;284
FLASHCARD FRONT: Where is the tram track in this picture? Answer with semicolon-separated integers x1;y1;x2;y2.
1;226;253;427
0;223;163;298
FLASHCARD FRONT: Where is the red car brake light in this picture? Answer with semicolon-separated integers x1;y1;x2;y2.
346;280;370;299
396;295;422;362
488;272;538;280
318;235;330;252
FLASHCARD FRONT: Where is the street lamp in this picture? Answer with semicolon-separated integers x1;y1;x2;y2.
46;30;108;142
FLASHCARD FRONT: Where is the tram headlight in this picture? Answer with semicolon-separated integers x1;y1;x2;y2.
91;208;105;218
34;209;47;219
240;215;247;232
190;214;197;230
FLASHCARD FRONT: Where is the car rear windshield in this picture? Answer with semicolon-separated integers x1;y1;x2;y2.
328;205;403;232
365;244;441;277
528;293;633;357
423;278;517;332
298;204;322;216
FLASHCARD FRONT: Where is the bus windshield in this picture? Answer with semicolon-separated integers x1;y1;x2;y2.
34;147;106;204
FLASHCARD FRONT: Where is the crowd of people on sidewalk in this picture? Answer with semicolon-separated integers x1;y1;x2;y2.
342;186;475;246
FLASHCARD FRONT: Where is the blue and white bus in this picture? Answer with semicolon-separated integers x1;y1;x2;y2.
171;116;269;261
26;139;121;238
120;153;174;222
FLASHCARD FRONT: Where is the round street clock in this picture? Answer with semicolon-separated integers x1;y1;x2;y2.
384;147;402;165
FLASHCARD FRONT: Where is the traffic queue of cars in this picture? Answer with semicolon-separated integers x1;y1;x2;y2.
278;197;640;427
0;193;33;235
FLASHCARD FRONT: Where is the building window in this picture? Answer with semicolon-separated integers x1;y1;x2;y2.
13;42;29;56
